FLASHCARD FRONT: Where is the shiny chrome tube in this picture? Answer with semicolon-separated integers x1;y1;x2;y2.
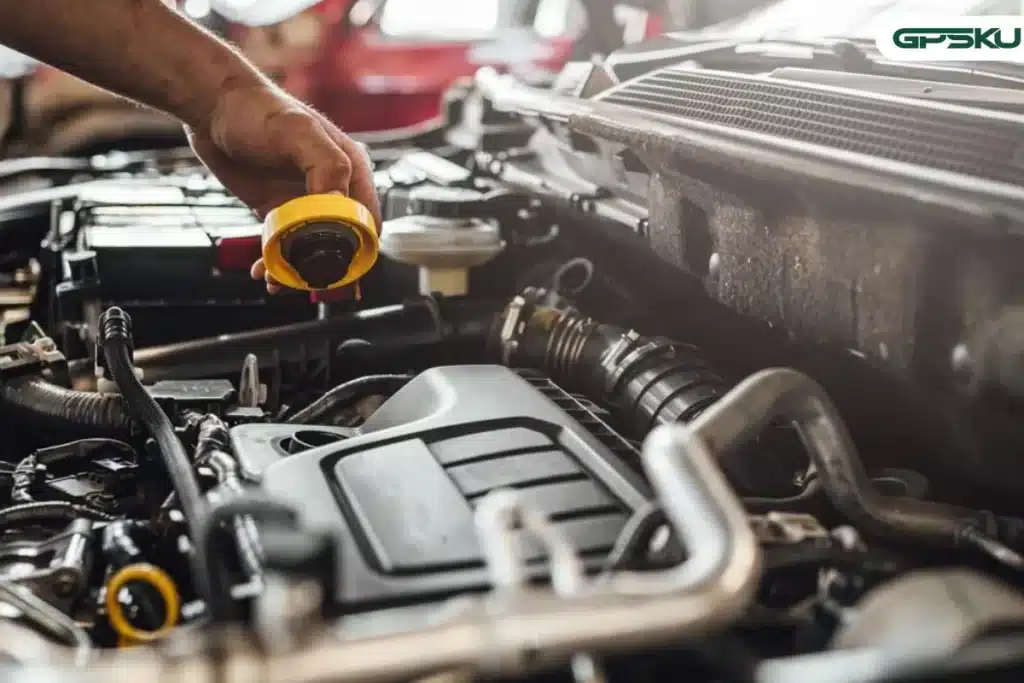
687;368;981;548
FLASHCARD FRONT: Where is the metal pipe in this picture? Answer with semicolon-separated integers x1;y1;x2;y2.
476;490;605;683
0;583;90;666
31;417;759;683
687;368;977;547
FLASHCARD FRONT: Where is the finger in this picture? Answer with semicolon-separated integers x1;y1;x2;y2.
272;111;353;195
252;258;283;294
265;271;283;294
338;137;383;231
312;112;383;230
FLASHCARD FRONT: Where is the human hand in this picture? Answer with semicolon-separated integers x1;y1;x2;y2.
185;83;381;293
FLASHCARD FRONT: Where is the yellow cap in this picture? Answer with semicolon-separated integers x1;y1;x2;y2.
105;563;180;647
262;194;380;291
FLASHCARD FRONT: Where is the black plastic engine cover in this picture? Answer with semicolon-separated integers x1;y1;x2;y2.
229;365;651;611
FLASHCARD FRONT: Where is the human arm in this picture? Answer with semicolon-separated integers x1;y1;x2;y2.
0;0;381;292
0;0;256;128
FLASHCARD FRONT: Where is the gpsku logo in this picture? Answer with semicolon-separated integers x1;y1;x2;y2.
875;17;1024;61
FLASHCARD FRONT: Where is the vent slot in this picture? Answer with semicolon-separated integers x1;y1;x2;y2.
519;373;641;464
598;68;1024;187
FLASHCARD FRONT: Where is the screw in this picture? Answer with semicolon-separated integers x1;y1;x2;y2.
53;571;79;598
952;343;972;373
708;253;721;277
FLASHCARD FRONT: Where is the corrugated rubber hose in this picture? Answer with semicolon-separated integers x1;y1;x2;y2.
0;378;134;439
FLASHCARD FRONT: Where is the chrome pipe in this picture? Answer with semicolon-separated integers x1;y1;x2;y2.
687;368;976;547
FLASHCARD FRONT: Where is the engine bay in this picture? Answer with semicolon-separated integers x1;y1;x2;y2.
1;47;1024;683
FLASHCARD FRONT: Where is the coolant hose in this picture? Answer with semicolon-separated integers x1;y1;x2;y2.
99;307;211;605
0;379;133;438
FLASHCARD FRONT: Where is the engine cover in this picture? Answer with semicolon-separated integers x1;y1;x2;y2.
229;365;651;611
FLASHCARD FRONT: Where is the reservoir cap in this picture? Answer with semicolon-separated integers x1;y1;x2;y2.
262;194;379;292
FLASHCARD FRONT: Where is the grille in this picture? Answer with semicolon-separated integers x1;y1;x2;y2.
518;372;641;465
597;68;1024;187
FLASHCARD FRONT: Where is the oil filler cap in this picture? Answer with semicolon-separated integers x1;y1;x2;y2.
262;194;379;292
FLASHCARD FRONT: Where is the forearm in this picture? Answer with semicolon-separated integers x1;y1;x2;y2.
0;0;267;127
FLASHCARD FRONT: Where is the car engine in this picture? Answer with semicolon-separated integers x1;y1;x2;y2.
1;44;1024;683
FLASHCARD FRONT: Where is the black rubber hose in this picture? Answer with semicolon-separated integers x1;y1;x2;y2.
490;288;725;436
99;307;211;605
288;374;414;425
0;379;133;438
0;501;115;527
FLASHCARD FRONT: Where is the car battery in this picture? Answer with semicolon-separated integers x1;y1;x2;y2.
48;176;315;355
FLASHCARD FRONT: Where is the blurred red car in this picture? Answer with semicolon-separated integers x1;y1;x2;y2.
0;0;664;155
219;0;663;132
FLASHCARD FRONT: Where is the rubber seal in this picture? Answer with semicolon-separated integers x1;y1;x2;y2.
263;194;379;291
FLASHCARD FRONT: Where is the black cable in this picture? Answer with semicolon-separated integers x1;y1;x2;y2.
287;374;413;425
99;307;211;605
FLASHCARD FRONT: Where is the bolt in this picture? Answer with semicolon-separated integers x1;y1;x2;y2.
32;337;57;353
952;343;972;373
53;571;79;598
708;253;721;277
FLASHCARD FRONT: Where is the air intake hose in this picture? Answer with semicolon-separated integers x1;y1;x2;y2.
0;378;134;439
490;288;725;436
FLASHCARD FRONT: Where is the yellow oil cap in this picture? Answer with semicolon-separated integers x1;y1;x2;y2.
262;194;379;291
